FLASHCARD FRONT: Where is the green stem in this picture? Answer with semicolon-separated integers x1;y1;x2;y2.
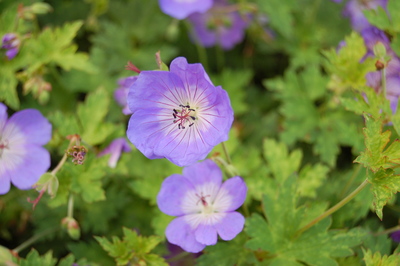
295;179;369;237
374;225;400;236
165;251;191;263
339;164;362;198
51;153;67;175
382;67;387;98
67;193;74;218
12;227;58;254
220;142;232;165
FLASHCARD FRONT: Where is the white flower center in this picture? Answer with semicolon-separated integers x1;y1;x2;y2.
0;139;9;158
181;182;233;228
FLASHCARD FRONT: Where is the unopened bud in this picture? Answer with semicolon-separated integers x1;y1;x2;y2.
375;60;385;70
61;217;81;240
30;3;53;15
373;42;387;58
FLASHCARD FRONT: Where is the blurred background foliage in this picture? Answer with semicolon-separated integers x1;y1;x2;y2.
1;0;400;265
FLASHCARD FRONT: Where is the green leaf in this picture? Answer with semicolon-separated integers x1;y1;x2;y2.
354;115;400;172
254;0;296;37
50;153;107;207
363;249;400;266
323;32;376;93
23;21;96;74
298;163;330;198
18;249;57;266
77;88;115;145
197;234;258;266
95;228;167;266
368;168;400;219
245;176;366;265
265;69;320;145
363;7;391;31
210;69;252;115
263;138;302;184
0;65;19;109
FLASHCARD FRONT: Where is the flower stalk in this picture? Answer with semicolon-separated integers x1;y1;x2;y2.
295;178;370;237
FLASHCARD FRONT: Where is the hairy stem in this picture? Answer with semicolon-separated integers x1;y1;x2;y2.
220;141;232;165
295;179;369;237
12;227;58;254
67;193;74;218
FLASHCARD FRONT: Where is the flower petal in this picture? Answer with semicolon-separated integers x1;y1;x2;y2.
128;70;186;113
166;216;206;253
195;223;217;245
214;176;247;212
4;109;51;146
214;212;245;241
157;174;195;216
0;169;11;195
183;159;222;188
0;103;7;133
127;108;167;160
158;0;213;20
4;144;50;190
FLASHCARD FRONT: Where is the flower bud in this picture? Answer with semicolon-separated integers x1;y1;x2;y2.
61;217;81;240
373;42;387;58
30;3;53;15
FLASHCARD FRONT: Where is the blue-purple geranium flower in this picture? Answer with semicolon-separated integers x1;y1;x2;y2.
1;33;20;60
114;76;137;115
0;103;52;194
157;159;247;253
188;0;249;50
126;57;234;167
158;0;213;20
98;138;132;168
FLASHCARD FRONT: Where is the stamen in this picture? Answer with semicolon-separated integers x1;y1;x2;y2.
196;193;211;206
172;104;197;130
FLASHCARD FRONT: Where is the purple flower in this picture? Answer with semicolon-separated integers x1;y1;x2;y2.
1;33;20;60
157;159;247;253
343;0;387;32
98;138;131;168
114;76;137;115
391;230;400;242
361;26;392;58
188;0;249;50
158;0;213;20
0;103;52;194
126;57;234;167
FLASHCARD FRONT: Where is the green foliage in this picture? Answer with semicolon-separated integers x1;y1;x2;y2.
254;0;296;38
364;0;400;35
363;249;400;266
355;115;400;172
16;249;57;266
211;69;252;116
245;176;365;265
368;168;400;220
323;32;376;93
95;228;167;266
3;0;400;265
197;234;258;266
266;66;363;166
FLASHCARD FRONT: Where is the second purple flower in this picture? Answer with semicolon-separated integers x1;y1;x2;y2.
126;57;234;167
